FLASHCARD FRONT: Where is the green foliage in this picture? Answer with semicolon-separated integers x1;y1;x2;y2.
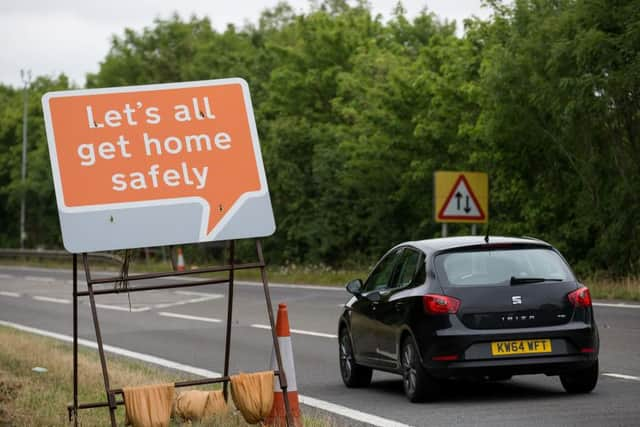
0;75;71;248
1;0;639;276
473;0;640;274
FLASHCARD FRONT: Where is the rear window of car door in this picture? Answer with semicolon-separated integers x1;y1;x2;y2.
364;249;403;292
392;249;422;288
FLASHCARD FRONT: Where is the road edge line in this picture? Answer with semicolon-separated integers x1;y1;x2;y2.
0;319;413;427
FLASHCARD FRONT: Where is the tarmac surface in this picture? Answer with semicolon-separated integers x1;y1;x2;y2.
1;265;639;426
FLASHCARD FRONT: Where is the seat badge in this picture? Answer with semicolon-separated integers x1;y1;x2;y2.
512;296;522;305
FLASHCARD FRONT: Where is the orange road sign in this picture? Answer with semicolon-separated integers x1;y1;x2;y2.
42;79;275;252
434;171;488;224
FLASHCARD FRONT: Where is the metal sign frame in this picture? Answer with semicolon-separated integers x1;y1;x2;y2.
68;240;293;427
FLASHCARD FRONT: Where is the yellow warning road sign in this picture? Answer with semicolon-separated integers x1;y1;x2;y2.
434;171;488;224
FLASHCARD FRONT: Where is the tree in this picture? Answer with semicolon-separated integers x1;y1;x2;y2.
0;75;71;247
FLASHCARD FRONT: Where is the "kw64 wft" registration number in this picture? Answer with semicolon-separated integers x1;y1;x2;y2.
491;339;552;356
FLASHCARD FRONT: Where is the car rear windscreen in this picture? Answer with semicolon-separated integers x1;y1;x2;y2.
435;247;574;286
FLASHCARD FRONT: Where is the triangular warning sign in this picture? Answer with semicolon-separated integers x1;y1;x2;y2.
438;175;486;220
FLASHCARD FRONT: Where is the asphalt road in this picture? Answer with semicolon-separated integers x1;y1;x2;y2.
1;265;639;427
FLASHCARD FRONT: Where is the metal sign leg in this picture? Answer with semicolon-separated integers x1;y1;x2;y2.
223;240;235;401
256;240;293;427
82;254;117;427
72;254;78;427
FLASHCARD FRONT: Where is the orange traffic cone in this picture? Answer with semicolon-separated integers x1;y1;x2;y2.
265;304;302;427
176;247;186;272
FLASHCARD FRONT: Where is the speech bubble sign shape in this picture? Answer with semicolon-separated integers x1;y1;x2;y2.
42;79;275;253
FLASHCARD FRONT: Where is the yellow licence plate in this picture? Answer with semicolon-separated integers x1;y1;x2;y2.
491;339;552;356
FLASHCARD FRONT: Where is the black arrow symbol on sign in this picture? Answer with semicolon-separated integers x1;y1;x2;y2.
455;192;462;210
464;196;471;213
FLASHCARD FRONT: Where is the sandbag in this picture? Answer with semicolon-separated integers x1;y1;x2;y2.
230;371;275;424
174;389;227;421
123;383;174;427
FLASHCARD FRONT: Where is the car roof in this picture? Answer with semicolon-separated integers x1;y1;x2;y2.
402;236;552;254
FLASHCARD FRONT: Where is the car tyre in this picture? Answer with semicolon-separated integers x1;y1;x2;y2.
339;327;372;388
560;360;598;394
401;337;441;402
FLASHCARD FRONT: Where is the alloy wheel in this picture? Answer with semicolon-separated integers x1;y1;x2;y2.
340;332;353;380
402;341;417;396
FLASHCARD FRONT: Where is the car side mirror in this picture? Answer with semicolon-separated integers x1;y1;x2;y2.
346;279;363;297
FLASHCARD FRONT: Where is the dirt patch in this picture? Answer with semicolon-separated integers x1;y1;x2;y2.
0;370;22;426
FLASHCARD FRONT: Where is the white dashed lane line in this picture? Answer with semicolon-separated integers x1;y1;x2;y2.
2;287;223;313
174;291;217;297
0;274;15;279
32;296;71;304
603;373;640;382
593;302;640;309
153;292;224;309
24;276;57;283
0;291;21;297
154;311;336;337
94;303;151;313
251;323;337;339
158;312;222;323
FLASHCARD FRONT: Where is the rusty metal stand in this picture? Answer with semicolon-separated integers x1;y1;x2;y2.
223;240;235;401
72;253;78;427
68;240;292;427
257;240;294;427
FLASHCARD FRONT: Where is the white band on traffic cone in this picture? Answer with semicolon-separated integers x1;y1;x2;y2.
271;336;297;392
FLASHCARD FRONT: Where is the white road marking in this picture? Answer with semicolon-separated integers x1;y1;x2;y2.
33;296;71;304
25;276;56;283
0;320;412;427
299;395;412;427
603;373;640;382
4;266;345;291
154;294;223;309
237;280;344;292
66;280;87;286
174;290;220;297
593;302;640;309
0;274;15;279
0;319;217;377
0;291;20;297
251;323;337;339
158;312;222;323
94;303;151;313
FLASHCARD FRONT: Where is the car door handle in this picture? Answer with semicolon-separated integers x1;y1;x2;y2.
370;301;380;310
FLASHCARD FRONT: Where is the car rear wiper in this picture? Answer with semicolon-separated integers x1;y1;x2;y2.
510;276;563;285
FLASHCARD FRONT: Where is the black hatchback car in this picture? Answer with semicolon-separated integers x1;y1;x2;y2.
338;236;599;402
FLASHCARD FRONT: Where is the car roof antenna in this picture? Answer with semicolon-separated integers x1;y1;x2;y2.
484;224;489;244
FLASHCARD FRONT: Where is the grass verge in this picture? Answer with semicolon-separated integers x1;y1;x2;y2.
0;325;333;426
583;276;640;302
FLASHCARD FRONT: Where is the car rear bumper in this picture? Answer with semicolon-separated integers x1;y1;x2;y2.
414;320;598;377
426;354;597;378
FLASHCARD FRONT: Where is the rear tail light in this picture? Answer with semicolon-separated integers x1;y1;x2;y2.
432;354;459;361
423;294;461;314
580;347;595;353
567;287;592;308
